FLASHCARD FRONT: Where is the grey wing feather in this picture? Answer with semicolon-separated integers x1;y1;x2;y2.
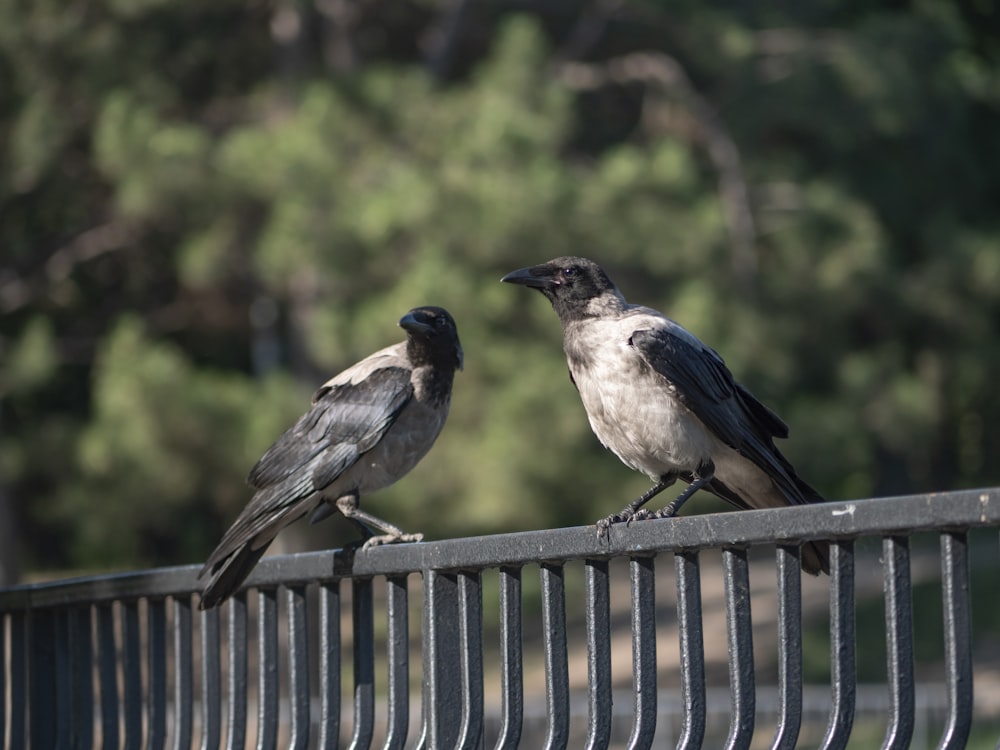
628;324;736;424
199;471;316;577
629;324;808;503
248;367;413;489
202;367;414;576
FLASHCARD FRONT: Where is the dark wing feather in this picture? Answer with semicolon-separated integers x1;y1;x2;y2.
628;326;739;433
198;472;315;579
248;367;413;489
629;325;810;504
199;543;269;609
200;367;414;585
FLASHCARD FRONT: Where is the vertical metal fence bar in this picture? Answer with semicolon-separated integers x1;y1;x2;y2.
674;551;705;750
286;586;310;750
318;582;341;750
722;547;754;750
457;571;484;750
0;614;5;746
540;562;569;750
172;594;194;750
226;593;248;750
96;603;119;750
384;575;410;750
122;600;143;750
584;559;612;750
199;606;221;750
9;611;27;750
54;609;73;748
771;545;803;750
29;608;57;749
494;566;523;750
172;596;194;750
256;589;279;750
881;536;914;750
627;556;657;750
424;570;462;750
819;540;856;750
938;531;972;749
348;577;375;750
70;605;95;750
148;598;168;750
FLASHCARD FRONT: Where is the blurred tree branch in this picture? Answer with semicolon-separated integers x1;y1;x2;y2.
424;0;474;80
0;221;138;313
552;0;624;64
557;52;758;293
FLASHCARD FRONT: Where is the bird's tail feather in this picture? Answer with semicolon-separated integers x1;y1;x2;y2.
704;476;831;576
801;539;830;576
199;543;270;610
790;472;825;506
786;474;831;575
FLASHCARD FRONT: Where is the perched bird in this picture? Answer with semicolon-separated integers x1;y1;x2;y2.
502;257;828;575
199;306;463;608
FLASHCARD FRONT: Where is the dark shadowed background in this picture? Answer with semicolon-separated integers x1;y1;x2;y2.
1;0;999;584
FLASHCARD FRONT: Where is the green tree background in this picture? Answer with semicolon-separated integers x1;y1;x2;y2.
1;0;998;582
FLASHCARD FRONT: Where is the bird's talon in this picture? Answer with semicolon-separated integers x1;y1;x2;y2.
360;532;424;550
595;518;613;540
597;510;634;534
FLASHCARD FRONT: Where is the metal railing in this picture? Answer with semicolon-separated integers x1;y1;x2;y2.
3;488;1000;748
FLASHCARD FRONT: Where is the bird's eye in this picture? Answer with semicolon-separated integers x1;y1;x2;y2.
562;267;577;278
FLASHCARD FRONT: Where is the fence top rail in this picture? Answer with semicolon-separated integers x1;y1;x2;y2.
2;488;998;611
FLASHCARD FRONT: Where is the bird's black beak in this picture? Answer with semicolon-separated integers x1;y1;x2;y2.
500;266;552;289
399;311;432;335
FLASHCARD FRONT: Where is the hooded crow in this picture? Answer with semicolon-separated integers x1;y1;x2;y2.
502;257;828;575
199;306;463;608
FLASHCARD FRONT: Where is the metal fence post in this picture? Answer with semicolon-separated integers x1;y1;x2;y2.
939;531;972;749
882;535;914;750
28;608;57;749
495;566;524;750
675;550;706;750
424;569;463;749
584;559;611;750
723;547;754;750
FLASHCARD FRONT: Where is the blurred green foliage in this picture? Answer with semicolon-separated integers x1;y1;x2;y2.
1;0;998;576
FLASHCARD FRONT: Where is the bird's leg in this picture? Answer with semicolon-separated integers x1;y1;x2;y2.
596;474;677;538
335;495;424;549
643;459;716;520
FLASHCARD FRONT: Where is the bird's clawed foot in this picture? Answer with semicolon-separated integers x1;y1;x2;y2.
596;475;677;539
596;509;641;538
595;466;715;539
336;495;424;551
654;462;714;519
361;531;424;550
595;505;670;538
636;505;680;521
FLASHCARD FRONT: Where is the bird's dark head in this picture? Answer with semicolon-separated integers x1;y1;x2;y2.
501;256;622;322
399;306;463;371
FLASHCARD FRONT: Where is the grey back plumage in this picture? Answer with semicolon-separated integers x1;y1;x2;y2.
248;367;414;490
628;325;812;503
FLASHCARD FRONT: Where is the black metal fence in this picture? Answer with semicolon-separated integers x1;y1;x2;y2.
3;488;1000;749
